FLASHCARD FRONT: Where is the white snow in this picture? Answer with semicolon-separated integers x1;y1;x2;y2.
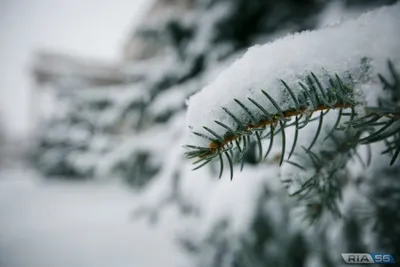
6;2;399;267
185;3;400;146
0;168;187;267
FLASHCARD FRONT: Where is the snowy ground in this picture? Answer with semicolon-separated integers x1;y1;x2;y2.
0;168;185;267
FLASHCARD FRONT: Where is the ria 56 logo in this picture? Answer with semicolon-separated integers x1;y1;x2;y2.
341;253;395;264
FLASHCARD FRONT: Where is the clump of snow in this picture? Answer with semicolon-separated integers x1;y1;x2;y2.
185;3;400;146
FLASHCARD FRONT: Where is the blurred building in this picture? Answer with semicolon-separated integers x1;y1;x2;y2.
33;52;127;87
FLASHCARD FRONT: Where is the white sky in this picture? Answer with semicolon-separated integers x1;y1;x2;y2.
0;0;151;138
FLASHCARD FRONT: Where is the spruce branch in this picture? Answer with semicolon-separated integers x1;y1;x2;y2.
283;130;362;223
184;71;357;179
346;60;400;165
185;61;400;178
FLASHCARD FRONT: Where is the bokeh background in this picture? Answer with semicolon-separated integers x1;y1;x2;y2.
0;1;398;267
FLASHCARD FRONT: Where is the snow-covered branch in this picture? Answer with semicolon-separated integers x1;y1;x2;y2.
184;3;400;178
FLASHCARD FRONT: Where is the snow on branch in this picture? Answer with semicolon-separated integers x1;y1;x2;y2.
183;3;400;178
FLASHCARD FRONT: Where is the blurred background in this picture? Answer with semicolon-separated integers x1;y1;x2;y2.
0;0;398;267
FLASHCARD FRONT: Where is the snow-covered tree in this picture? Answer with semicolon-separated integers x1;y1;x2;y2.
180;2;400;266
32;0;400;266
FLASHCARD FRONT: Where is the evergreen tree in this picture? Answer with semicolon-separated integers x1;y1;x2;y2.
182;2;400;266
33;0;400;266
